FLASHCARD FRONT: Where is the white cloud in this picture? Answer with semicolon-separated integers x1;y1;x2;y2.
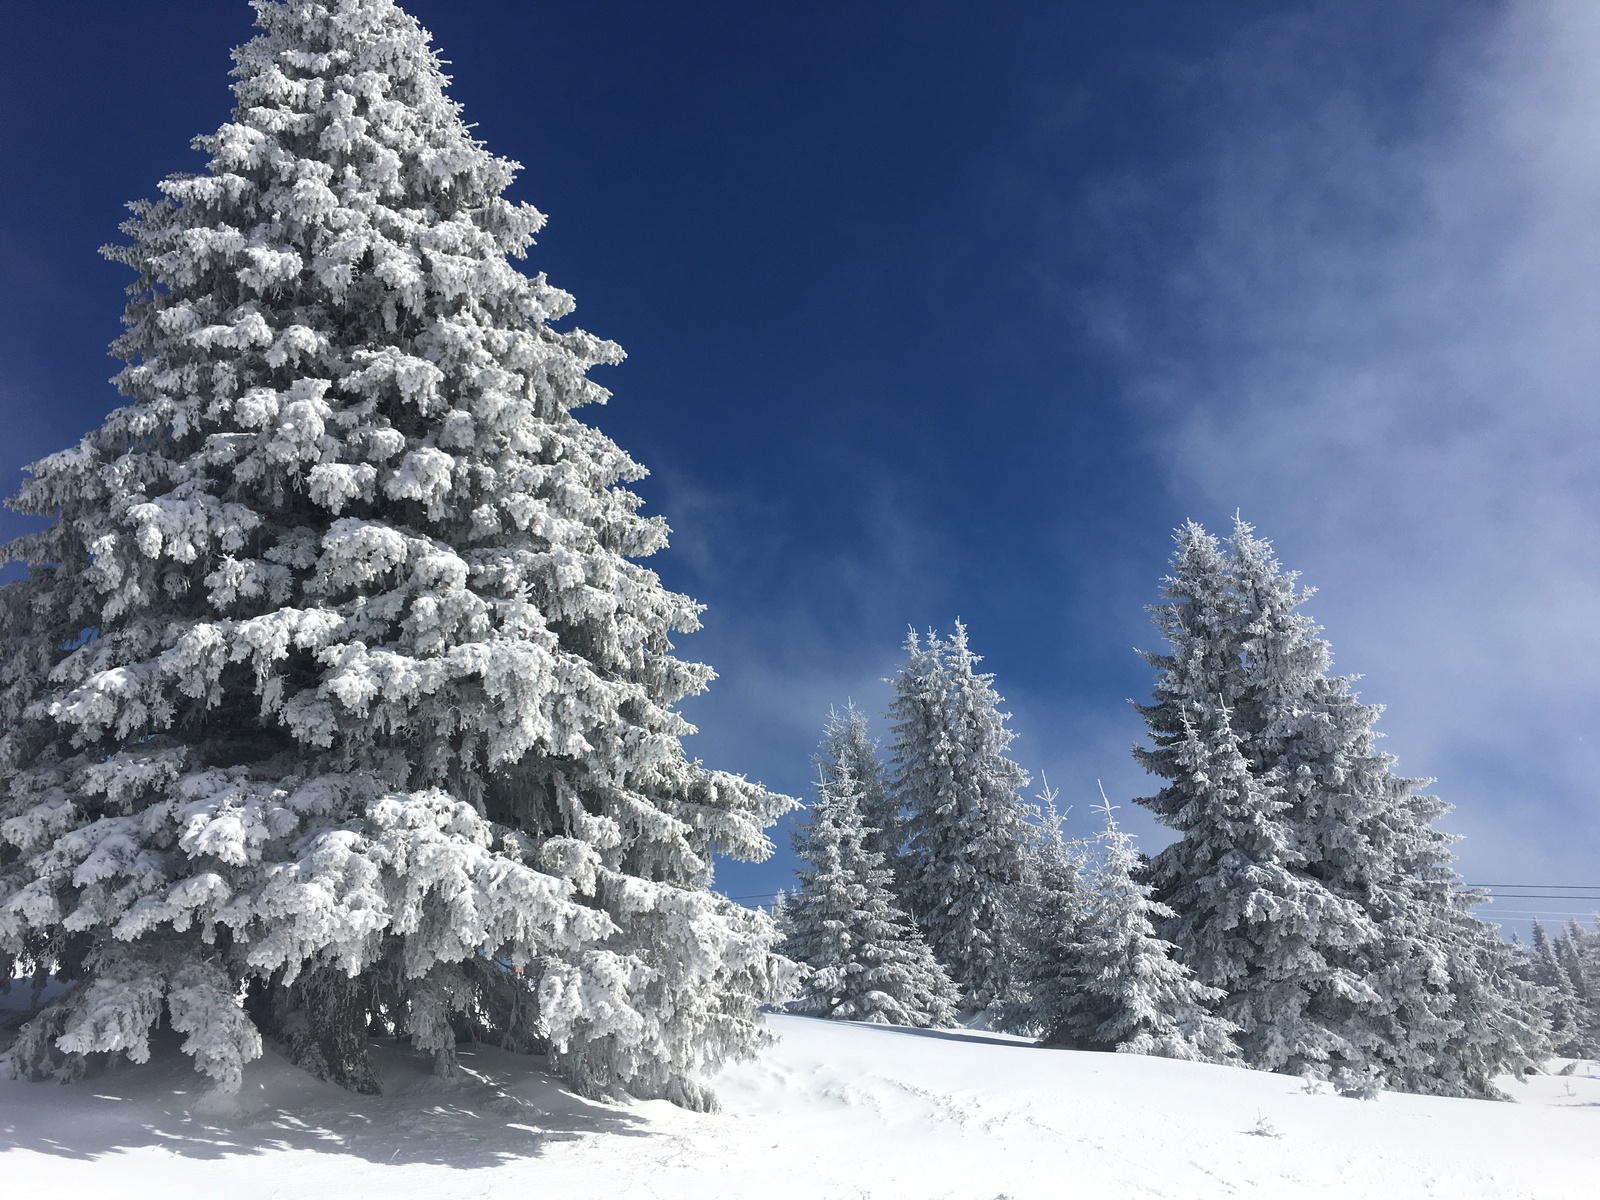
1097;0;1600;902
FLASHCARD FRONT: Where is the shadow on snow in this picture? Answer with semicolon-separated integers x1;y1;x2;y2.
0;1026;658;1170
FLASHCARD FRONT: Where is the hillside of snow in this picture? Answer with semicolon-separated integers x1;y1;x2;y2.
0;1012;1593;1198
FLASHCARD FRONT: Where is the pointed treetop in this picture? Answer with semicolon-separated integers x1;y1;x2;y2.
1093;779;1118;827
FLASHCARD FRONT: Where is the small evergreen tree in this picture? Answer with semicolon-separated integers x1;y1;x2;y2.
1559;919;1600;1056
1557;921;1594;1000
0;0;793;1108
1423;906;1552;1098
889;624;1035;1013
1039;798;1237;1062
785;760;958;1027
999;781;1093;1036
768;889;794;942
1531;921;1583;1053
817;703;897;863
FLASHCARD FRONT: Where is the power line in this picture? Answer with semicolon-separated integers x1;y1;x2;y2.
718;885;1599;901
714;885;1600;914
1480;909;1600;917
1467;883;1600;891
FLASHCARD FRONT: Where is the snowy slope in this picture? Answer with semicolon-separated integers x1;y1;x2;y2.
0;1012;1593;1199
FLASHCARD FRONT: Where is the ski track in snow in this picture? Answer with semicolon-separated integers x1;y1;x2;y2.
0;1012;1594;1198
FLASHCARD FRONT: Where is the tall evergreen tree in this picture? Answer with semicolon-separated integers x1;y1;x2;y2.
1226;523;1451;1087
1135;524;1375;1076
1135;519;1551;1096
1559;919;1600;1055
1531;921;1584;1054
999;782;1093;1036
785;760;958;1027
889;624;1035;1013
0;0;792;1108
1225;520;1550;1095
1144;703;1374;1074
1038;799;1237;1062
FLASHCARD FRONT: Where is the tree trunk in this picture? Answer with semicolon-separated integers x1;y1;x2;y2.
273;964;380;1095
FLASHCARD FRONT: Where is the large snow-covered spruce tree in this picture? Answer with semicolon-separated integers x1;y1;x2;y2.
888;623;1034;1013
1136;523;1376;1077
1225;520;1549;1095
0;0;794;1108
1224;522;1456;1090
1134;519;1549;1096
784;749;958;1028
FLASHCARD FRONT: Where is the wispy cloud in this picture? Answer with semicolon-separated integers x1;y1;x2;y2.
1082;0;1600;897
635;460;965;895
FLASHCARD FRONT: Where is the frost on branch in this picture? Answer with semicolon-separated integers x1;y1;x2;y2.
0;0;794;1106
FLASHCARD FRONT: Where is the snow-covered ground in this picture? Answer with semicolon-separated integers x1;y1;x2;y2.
0;1011;1594;1199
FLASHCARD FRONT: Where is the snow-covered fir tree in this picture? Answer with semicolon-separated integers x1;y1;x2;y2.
1531;921;1584;1054
768;889;793;942
1224;520;1549;1095
1423;907;1551;1098
784;756;958;1027
1135;524;1375;1076
889;624;1035;1013
1224;521;1440;1087
1135;519;1550;1096
1142;702;1374;1075
0;0;794;1108
1033;797;1237;1062
1224;524;1441;1088
1376;828;1550;1097
1558;919;1600;1055
817;703;897;863
1558;919;1596;993
999;781;1092;1036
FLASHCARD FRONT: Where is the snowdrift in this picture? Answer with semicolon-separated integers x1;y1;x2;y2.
0;1012;1593;1199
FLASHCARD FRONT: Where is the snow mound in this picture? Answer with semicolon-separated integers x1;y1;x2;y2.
0;1012;1594;1198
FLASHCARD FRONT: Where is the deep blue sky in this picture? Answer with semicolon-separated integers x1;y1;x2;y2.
2;1;1595;929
